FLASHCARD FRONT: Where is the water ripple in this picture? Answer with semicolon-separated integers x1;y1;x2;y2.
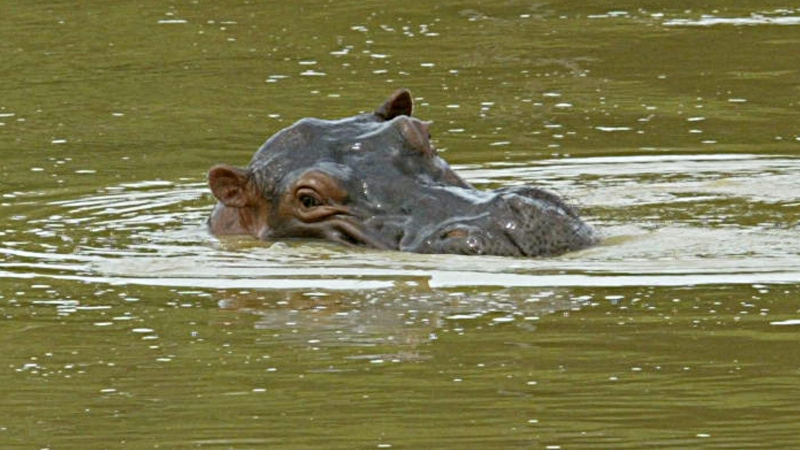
1;154;798;290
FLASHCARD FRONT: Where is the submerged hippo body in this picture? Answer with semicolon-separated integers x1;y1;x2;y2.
208;89;597;257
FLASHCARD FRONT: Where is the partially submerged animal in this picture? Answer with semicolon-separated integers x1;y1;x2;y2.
208;89;597;257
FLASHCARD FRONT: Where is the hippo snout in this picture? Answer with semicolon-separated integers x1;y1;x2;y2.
402;190;598;257
406;223;509;256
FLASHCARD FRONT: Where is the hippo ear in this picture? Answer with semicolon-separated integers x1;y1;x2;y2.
208;165;256;207
375;88;413;120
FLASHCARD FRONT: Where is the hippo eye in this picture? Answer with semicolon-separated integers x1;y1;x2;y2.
299;193;322;208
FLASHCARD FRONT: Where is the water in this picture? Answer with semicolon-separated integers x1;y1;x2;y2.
2;1;800;449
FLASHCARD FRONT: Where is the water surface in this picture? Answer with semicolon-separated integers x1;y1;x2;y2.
2;1;800;449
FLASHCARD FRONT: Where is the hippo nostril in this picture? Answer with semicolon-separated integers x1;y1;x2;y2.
443;229;469;239
437;227;486;255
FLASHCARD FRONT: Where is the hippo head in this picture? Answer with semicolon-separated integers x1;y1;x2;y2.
208;89;597;257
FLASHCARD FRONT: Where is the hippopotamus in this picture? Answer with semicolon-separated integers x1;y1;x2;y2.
207;89;597;257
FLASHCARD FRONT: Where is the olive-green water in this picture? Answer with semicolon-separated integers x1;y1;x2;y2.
2;1;800;449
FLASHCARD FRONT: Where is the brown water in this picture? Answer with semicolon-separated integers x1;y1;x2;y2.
2;1;800;449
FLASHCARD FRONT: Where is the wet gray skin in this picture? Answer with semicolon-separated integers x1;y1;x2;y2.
207;89;598;257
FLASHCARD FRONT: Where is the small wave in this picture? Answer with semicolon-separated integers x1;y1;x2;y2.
664;14;800;27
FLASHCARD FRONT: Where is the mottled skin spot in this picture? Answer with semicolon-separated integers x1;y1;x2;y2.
208;89;598;257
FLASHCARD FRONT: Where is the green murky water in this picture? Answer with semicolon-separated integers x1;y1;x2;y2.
2;1;800;449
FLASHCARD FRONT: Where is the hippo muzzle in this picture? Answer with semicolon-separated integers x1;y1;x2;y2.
350;182;595;257
207;89;598;257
